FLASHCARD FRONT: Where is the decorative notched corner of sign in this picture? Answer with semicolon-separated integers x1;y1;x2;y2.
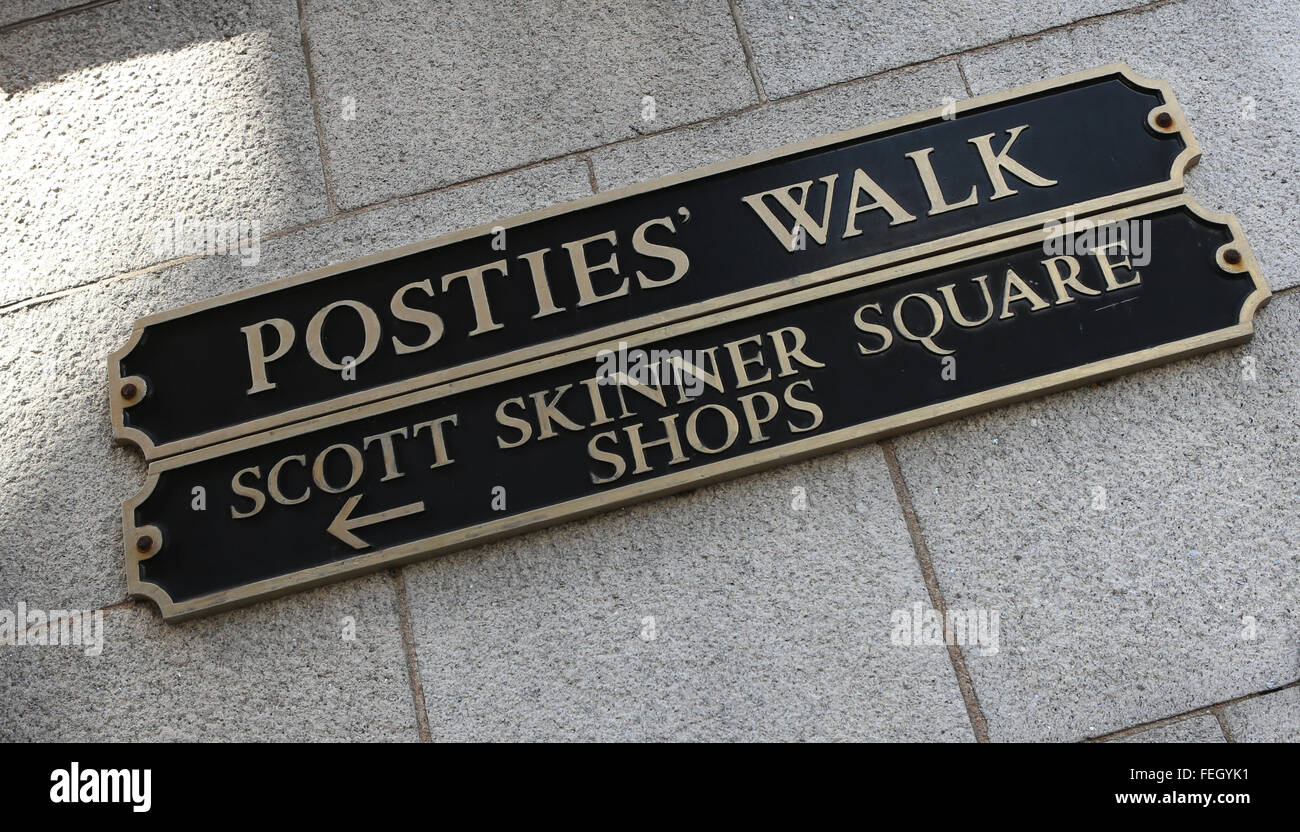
1181;197;1272;324
121;475;178;621
125;575;177;623
1105;62;1203;180
112;332;179;620
107;329;158;457
1219;239;1272;323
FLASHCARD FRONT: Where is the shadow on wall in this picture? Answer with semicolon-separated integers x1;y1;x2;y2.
0;0;324;307
0;2;267;93
0;0;327;614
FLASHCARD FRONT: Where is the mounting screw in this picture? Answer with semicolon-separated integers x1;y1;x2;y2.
1155;111;1174;129
136;534;154;553
120;382;138;400
1224;248;1242;265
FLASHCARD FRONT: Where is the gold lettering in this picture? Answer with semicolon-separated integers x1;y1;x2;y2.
1042;255;1100;305
530;384;584;439
1094;241;1142;290
724;334;772;388
853;303;894;355
241;318;295;394
893;293;954;355
390;280;444;355
412;415;458;468
614;374;667;419
737;392;779;444
495;397;532;449
784;380;824;433
741;175;839;252
362;427;408;481
768;326;825;376
442;260;508;335
579;376;615;426
842;168;916;237
632;217;690;288
306;300;381;371
905;147;978;215
668;348;725;404
999;268;1050;319
563;231;627;307
588;431;627;484
312;443;364;494
230;466;265;519
967;125;1058;200
625;415;688;474
936;275;995;327
517;248;565;319
268;455;310;505
685;404;740;454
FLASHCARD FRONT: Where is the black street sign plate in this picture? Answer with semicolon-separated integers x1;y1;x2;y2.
123;197;1267;620
111;64;1199;460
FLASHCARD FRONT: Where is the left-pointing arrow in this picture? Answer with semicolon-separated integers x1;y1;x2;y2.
327;494;426;550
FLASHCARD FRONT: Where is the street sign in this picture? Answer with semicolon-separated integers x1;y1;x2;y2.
123;196;1267;620
111;64;1199;460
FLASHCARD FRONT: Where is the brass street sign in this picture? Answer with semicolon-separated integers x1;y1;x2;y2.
111;64;1199;460
123;197;1267;620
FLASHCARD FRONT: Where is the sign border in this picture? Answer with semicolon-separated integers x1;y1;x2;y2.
122;196;1270;621
110;62;1202;461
